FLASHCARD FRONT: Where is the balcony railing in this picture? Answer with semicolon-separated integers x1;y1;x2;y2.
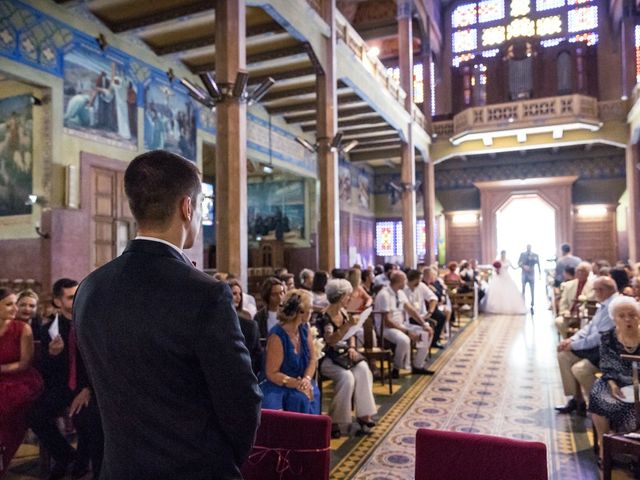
449;94;600;145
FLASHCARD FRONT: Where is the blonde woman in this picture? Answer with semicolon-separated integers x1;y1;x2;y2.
260;290;320;413
16;289;42;341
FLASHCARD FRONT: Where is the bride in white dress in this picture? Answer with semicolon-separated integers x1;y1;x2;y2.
483;251;527;315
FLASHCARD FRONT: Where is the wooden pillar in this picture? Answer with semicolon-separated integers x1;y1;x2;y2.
215;0;248;285
422;156;437;265
399;0;416;267
421;20;433;127
626;142;640;262
317;0;339;272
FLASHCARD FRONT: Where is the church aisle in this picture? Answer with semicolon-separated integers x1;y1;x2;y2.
348;311;600;480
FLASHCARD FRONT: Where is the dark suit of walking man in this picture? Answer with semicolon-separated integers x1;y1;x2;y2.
73;150;262;480
518;244;541;309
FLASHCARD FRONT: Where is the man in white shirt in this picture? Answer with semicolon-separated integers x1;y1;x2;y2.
406;269;447;349
555;261;595;337
374;271;434;377
373;263;398;289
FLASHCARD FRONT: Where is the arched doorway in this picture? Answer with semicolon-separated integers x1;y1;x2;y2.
496;194;557;281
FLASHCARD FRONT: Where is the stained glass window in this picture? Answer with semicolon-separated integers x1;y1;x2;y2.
416;220;427;258
478;0;505;22
386;65;425;105
636;25;640;83
507;17;535;39
536;15;562;36
510;0;531;17
452;3;477;28
453;28;478;52
451;0;599;65
482;26;506;46
375;222;395;256
536;0;564;11
567;6;597;32
482;49;500;57
395;224;403;256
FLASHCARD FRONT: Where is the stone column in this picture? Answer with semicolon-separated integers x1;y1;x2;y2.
215;0;248;285
399;0;416;267
317;0;339;272
626;142;640;262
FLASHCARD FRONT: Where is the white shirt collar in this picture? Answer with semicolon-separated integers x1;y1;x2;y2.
135;236;186;258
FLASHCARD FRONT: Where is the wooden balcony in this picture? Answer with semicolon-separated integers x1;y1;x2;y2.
450;94;601;145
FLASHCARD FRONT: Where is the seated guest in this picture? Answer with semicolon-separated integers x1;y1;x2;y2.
299;268;314;291
254;277;285;340
443;262;460;284
610;267;631;295
229;279;262;377
563;266;576;282
593;259;611;277
331;268;347;280
260;290;320;414
29;279;104;480
555;277;618;416
318;280;377;438
406;269;446;349
555;262;595;337
590;296;640;460
373;263;397;291
16;288;44;341
374;271;435;377
311;271;330;311
346;268;372;312
0;288;43;477
361;268;374;297
280;273;295;292
226;273;257;317
424;267;454;327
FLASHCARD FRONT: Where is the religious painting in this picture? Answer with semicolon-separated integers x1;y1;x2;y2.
0;94;33;216
357;173;370;210
339;165;352;204
63;47;138;147
248;180;305;241
144;80;196;161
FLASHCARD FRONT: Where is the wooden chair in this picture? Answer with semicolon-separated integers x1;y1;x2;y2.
357;313;393;395
602;353;640;480
451;289;477;323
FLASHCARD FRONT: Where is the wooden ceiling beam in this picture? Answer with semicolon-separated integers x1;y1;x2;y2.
154;22;286;57
351;140;401;150
246;66;316;85
104;1;214;33
347;133;399;143
266;93;361;115
350;147;402;162
285;105;372;123
338;125;396;136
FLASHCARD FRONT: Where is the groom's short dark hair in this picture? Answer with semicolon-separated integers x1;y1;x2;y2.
124;150;200;228
561;243;571;254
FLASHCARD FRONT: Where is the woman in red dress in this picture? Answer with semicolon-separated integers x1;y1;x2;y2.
0;288;43;477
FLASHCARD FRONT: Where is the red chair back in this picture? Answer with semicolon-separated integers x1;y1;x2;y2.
415;429;548;480
241;409;331;480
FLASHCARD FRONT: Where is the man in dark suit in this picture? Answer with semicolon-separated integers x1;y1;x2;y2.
29;278;103;480
518;244;541;310
73;150;262;480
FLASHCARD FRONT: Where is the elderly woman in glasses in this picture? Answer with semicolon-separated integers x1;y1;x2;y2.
589;296;640;461
260;289;320;414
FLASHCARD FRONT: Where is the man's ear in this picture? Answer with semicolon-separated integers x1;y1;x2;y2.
180;196;193;222
52;297;61;309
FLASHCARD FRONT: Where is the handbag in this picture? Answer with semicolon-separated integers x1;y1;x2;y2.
326;346;366;370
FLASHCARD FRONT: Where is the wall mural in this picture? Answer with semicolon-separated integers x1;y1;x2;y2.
248;180;305;241
0;94;33;216
339;165;352;204
63;46;138;148
144;79;196;161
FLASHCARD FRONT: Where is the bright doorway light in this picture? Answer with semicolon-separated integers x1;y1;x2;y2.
496;194;556;282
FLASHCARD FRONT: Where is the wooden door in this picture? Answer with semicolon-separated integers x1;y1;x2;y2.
90;167;134;270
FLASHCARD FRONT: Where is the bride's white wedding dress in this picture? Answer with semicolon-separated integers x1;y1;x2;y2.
483;266;527;315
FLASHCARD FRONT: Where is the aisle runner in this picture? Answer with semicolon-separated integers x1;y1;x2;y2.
350;313;597;480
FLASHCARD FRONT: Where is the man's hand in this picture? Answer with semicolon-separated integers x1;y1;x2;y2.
423;323;434;336
557;338;572;352
408;331;420;342
69;388;91;416
49;336;64;356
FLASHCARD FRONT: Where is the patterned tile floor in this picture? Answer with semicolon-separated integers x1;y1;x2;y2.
345;309;604;480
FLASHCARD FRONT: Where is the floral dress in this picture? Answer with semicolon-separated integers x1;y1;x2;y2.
589;328;640;432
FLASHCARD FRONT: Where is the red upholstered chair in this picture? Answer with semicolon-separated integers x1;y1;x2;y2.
415;429;548;480
241;409;331;480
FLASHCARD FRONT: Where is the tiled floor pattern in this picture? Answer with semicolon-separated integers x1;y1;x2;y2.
347;311;601;480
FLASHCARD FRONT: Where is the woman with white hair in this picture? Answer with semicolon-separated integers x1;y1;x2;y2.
589;295;640;461
318;279;377;438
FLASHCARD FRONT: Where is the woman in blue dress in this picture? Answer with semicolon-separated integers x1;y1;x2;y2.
260;289;320;414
